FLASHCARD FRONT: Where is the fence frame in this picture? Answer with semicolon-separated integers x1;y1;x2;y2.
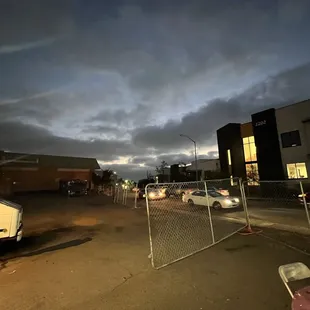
300;181;310;228
243;179;310;230
146;178;248;269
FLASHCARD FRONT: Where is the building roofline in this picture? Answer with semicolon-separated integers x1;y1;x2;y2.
241;121;252;126
1;150;97;161
275;98;310;111
216;122;241;132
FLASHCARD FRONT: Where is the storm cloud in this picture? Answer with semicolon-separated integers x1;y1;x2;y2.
1;0;310;180
132;63;310;151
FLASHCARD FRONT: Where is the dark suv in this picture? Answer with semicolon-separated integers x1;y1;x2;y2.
166;184;200;198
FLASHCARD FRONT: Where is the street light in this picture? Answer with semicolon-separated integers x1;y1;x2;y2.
180;134;198;181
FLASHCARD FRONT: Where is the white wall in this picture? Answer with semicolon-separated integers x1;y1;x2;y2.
275;100;310;178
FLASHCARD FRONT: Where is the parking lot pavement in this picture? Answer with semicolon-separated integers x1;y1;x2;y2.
1;193;310;309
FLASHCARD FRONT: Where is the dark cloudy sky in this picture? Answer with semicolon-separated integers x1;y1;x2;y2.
1;0;310;180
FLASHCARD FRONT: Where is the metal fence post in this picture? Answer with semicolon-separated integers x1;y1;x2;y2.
124;189;128;205
300;181;310;228
118;187;120;203
240;179;251;229
122;188;125;205
116;187;120;203
145;184;155;268
134;189;138;208
113;186;117;203
204;181;215;244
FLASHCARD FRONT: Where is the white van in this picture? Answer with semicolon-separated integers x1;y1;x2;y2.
0;199;23;242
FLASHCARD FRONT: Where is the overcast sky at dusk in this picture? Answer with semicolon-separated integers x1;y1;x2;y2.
1;0;310;180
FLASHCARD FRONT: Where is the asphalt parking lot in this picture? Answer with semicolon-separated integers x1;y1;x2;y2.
1;193;310;310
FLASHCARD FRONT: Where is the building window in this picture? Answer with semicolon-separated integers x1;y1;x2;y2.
243;136;259;185
227;149;232;166
243;136;257;162
246;163;260;185
281;130;301;148
227;149;232;177
286;163;308;179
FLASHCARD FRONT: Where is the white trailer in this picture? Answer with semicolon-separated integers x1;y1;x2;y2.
0;199;23;242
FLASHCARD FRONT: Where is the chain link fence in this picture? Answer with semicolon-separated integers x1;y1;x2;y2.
146;178;247;269
243;180;310;230
205;178;249;241
113;186;147;208
113;185;128;205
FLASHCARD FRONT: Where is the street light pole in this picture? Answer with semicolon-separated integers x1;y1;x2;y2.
180;134;199;181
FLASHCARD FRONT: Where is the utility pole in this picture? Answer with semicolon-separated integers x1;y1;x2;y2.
180;134;198;181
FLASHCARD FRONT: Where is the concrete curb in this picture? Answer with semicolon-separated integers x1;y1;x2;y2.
217;215;310;236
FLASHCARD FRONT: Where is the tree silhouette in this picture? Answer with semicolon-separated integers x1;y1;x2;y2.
92;169;114;185
155;160;168;175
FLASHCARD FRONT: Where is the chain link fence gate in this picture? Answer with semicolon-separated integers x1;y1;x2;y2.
204;178;249;241
243;180;310;230
146;178;248;269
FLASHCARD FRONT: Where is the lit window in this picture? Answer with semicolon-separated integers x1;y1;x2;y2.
227;149;231;166
246;163;259;186
287;163;308;179
243;137;249;144
243;136;257;162
243;143;251;162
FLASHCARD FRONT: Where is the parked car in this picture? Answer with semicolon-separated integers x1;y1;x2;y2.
59;179;88;197
158;185;168;194
182;190;240;210
207;186;230;196
298;192;310;205
145;188;166;200
137;189;146;199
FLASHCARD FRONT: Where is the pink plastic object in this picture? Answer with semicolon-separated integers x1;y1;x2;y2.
292;286;310;310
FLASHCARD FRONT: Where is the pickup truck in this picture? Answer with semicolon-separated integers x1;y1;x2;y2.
0;198;23;242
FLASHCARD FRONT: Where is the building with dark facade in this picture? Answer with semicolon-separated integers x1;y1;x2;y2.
0;151;100;194
217;99;310;184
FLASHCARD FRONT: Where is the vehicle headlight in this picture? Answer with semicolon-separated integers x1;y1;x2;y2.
149;192;155;198
234;198;239;202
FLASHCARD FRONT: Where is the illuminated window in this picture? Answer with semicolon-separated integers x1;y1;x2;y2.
246;163;260;185
227;149;231;166
287;163;308;179
243;136;257;162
